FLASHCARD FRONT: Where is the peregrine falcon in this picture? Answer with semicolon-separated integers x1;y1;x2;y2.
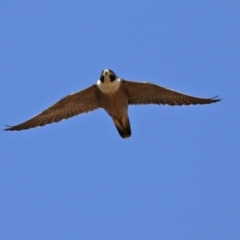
5;69;220;138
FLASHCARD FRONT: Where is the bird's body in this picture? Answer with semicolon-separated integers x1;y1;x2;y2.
96;70;130;137
5;69;220;138
97;70;128;118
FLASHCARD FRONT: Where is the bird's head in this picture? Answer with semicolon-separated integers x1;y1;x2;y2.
100;69;118;83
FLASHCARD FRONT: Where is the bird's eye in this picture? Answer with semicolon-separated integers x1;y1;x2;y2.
110;74;116;82
100;75;104;82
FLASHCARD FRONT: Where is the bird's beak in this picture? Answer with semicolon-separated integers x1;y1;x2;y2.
103;69;109;75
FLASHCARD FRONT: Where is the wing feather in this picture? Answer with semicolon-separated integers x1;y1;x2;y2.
5;85;101;131
122;80;220;106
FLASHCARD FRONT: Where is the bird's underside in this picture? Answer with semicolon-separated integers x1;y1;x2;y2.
5;69;221;138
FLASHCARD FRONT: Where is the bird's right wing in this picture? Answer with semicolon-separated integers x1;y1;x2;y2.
5;85;101;131
122;80;221;106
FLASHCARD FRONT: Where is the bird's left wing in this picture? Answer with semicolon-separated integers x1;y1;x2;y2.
5;85;101;131
122;80;221;106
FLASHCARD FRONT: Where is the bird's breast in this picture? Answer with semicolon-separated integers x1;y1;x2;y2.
100;88;128;117
96;78;121;94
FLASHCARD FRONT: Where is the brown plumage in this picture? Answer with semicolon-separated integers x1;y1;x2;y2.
122;80;220;106
5;85;101;131
5;69;221;138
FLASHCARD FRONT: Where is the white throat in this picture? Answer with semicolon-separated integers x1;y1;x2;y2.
96;76;121;94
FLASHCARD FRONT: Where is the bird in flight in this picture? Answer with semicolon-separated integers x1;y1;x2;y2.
5;69;220;138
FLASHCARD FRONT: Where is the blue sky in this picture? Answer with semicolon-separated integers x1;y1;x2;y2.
0;1;239;239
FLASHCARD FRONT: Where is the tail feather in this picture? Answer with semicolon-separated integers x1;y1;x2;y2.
112;115;131;138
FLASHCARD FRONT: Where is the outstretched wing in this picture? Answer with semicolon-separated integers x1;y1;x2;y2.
5;85;101;131
122;80;221;106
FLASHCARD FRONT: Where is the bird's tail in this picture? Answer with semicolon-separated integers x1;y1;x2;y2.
112;115;131;138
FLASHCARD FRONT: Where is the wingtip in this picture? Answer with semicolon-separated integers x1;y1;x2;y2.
211;95;222;102
4;125;10;131
4;124;15;131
